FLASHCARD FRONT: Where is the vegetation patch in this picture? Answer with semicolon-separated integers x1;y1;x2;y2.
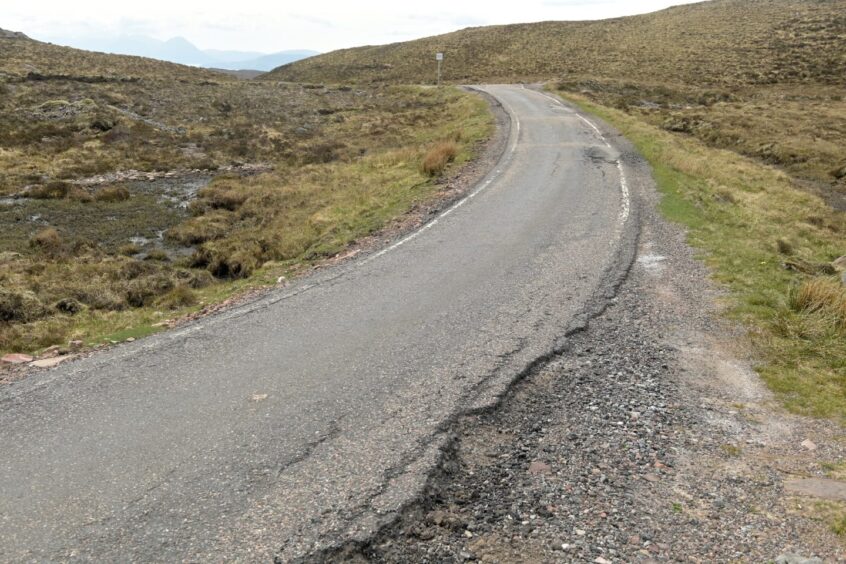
555;91;846;424
0;37;493;354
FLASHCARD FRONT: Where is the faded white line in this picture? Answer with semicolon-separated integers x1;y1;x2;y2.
536;90;629;225
363;89;521;265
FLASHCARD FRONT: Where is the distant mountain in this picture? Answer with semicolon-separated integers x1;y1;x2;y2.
214;51;320;72
47;34;317;71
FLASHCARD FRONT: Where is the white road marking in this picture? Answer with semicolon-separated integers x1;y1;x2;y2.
363;91;521;264
536;90;630;225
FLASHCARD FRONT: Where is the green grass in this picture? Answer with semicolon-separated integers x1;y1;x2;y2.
556;91;846;425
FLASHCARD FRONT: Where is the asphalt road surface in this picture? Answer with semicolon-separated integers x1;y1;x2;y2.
0;85;640;561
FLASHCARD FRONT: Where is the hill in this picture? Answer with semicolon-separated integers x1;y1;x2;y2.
0;31;223;81
265;0;846;87
54;34;319;72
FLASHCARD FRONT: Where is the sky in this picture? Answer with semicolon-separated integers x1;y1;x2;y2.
4;0;704;54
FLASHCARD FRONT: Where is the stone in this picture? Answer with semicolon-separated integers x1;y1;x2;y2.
30;356;74;369
595;558;613;564
832;255;846;271
643;473;660;482
2;353;33;365
68;340;84;351
775;554;824;564
785;478;846;502
125;337;135;342
40;345;62;358
800;439;817;451
528;461;552;475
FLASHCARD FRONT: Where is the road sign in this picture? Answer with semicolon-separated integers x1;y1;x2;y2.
436;53;443;85
436;52;444;61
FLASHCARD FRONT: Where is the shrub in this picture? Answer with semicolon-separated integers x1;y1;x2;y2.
174;268;215;289
144;248;170;262
29;227;63;254
0;289;46;322
166;211;234;245
125;274;175;308
118;243;142;256
192;240;262;279
28;181;70;199
422;140;458;176
54;297;83;315
789;277;846;328
193;181;250;213
156;286;197;310
94;185;130;202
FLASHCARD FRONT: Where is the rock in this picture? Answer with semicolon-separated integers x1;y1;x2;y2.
528;460;552;475
643;473;660;482
125;337;136;342
800;439;817;451
595;558;613;564
2;353;34;365
68;340;84;351
29;356;74;369
775;554;824;564
40;345;62;358
832;255;846;271
785;478;846;502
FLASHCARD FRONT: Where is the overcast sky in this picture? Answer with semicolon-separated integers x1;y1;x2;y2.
5;0;704;53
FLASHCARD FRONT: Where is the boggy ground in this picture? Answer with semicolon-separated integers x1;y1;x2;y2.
322;150;846;563
0;36;492;353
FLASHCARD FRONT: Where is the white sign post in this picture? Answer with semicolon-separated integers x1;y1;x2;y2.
435;52;443;86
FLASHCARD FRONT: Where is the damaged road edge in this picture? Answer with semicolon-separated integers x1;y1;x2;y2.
285;93;645;563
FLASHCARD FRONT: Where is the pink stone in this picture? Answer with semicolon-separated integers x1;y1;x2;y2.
1;353;34;365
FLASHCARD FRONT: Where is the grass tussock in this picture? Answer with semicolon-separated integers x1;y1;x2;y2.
557;91;846;424
422;140;458;176
789;277;846;327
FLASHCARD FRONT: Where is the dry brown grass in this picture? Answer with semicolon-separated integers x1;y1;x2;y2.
790;277;846;327
268;0;846;88
422;141;458;176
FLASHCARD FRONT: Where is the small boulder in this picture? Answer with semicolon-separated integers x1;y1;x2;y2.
528;460;552;475
2;353;34;365
775;554;823;564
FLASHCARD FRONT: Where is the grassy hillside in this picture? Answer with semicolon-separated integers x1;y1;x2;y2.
0;32;223;82
266;0;846;87
0;33;493;354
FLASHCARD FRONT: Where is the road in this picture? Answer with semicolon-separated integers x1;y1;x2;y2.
0;85;639;561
